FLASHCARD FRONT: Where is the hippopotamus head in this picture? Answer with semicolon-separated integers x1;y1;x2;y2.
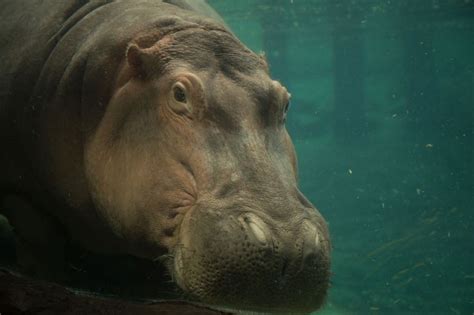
84;18;330;313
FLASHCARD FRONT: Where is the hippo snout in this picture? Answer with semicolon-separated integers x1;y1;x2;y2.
173;205;331;313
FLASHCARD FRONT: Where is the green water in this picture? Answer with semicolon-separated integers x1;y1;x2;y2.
208;0;474;313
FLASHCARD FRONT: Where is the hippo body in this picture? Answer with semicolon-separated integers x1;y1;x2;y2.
0;0;331;313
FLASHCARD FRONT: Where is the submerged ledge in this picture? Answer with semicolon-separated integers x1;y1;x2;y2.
0;269;231;315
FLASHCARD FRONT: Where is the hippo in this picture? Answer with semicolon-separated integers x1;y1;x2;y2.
0;0;331;313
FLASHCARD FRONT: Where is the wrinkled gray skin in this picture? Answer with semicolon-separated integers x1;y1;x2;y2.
0;0;331;313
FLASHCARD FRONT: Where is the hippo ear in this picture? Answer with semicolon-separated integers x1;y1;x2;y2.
126;44;153;76
127;44;143;68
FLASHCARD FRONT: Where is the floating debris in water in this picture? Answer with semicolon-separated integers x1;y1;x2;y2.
450;307;460;315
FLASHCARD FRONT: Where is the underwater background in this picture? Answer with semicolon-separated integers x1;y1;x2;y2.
208;0;473;314
0;1;471;314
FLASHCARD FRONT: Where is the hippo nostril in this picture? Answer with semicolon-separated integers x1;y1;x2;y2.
302;220;322;260
239;213;270;246
248;220;267;245
315;231;321;248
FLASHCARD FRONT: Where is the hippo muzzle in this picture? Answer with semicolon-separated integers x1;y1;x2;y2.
172;187;330;313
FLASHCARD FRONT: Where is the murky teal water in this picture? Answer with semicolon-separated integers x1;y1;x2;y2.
208;0;474;313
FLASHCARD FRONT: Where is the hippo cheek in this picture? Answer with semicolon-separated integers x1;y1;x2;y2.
172;209;331;313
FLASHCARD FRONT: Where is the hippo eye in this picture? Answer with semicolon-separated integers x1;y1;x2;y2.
169;82;191;115
282;100;291;121
284;100;290;113
173;85;187;103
